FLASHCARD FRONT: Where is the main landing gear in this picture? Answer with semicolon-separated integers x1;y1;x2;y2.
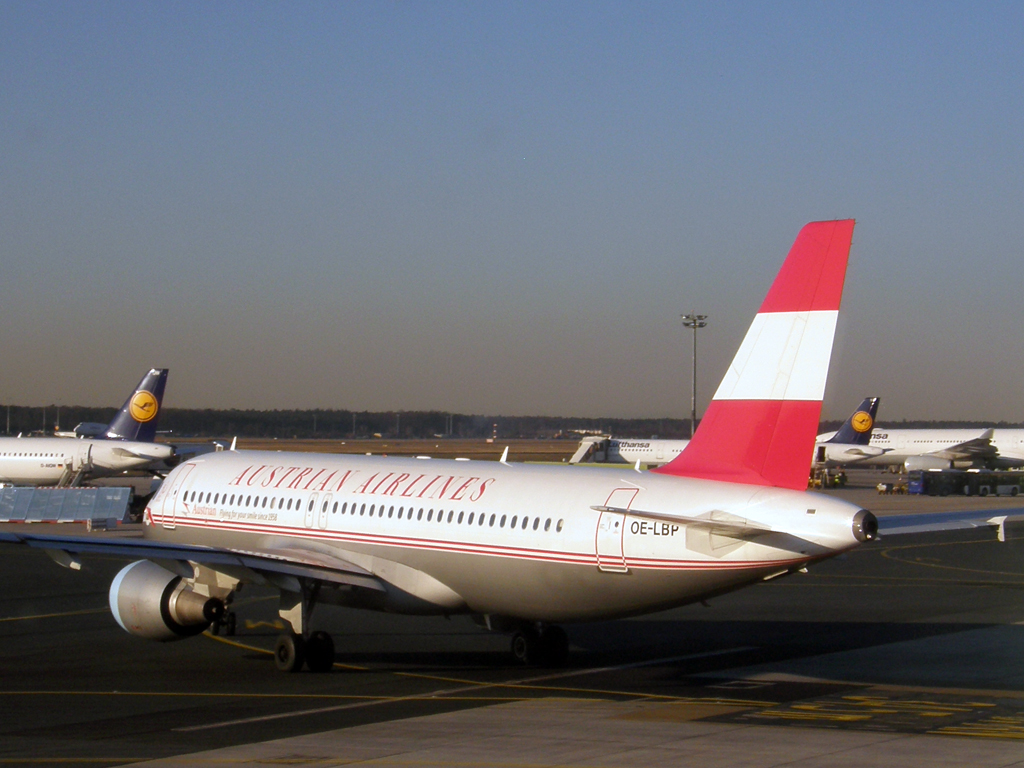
274;630;335;673
510;625;569;667
274;579;336;673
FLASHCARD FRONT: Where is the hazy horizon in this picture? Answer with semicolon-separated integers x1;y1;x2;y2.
3;3;1023;423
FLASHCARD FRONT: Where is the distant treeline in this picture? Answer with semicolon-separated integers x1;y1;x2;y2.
1;404;1021;440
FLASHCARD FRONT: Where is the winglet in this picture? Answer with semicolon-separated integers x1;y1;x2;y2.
654;220;855;489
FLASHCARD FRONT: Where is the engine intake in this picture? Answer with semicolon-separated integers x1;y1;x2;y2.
852;509;878;542
109;560;224;642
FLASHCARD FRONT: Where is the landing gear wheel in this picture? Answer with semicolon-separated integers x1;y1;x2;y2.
224;612;237;637
511;626;569;667
274;633;306;673
304;631;335;673
537;626;569;667
511;629;539;665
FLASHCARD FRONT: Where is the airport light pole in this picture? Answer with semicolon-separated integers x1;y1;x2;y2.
681;313;708;438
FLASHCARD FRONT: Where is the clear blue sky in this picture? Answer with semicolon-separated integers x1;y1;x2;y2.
2;2;1022;421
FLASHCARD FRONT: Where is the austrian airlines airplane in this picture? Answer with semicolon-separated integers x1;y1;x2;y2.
3;221;883;672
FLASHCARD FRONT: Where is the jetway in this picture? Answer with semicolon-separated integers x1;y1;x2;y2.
0;486;132;526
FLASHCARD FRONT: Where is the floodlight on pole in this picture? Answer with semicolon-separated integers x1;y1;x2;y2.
681;313;708;438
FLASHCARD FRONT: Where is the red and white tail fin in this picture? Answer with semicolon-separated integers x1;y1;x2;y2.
654;220;855;490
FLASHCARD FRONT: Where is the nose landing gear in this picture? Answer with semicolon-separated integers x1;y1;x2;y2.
511;625;569;667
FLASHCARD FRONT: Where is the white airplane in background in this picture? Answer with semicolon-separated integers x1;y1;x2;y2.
568;436;691;466
815;425;1024;472
569;397;885;470
5;220;1011;675
0;370;174;486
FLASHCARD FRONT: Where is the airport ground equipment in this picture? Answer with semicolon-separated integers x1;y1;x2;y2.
0;486;132;524
908;469;1024;497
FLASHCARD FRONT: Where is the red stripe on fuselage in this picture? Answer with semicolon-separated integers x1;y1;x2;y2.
148;514;805;573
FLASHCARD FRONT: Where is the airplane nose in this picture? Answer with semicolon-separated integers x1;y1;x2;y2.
852;509;878;542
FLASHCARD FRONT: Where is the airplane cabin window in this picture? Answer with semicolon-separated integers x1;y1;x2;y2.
458;511;464;524
511;515;518;528
532;518;539;530
308;499;315;512
522;517;529;530
417;508;423;520
370;504;376;516
468;512;474;524
557;519;564;532
332;502;338;513
447;510;453;523
427;509;433;521
246;496;252;506
500;515;506;528
544;518;551;531
388;506;394;518
360;504;366;516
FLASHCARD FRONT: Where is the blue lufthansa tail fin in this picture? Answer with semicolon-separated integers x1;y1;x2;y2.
828;397;879;445
103;369;168;442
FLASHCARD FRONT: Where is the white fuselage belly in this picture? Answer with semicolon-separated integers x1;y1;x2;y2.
144;452;865;622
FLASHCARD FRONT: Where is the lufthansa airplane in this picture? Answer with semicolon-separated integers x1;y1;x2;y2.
0;369;174;486
12;221;1001;675
812;397;885;467
816;424;1024;472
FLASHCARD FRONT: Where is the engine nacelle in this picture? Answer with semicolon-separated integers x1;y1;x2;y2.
903;455;953;472
109;560;224;642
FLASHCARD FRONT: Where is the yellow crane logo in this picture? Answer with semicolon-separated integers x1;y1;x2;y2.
851;411;873;433
129;391;159;423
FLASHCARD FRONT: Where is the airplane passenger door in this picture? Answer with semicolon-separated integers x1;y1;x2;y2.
596;488;637;573
161;464;196;530
304;493;318;528
318;493;332;530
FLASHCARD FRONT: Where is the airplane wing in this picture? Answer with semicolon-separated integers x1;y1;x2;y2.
876;508;1024;541
926;429;998;462
0;531;385;592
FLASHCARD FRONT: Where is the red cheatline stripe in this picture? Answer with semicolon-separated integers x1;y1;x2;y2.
146;515;805;572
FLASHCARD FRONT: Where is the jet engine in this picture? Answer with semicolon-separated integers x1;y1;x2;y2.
109;560;224;641
903;456;953;472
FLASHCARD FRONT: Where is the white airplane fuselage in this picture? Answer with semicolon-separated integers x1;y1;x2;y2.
816;428;1024;469
144;451;869;622
0;437;174;485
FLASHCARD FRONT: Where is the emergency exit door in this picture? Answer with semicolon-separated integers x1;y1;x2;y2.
596;488;637;573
